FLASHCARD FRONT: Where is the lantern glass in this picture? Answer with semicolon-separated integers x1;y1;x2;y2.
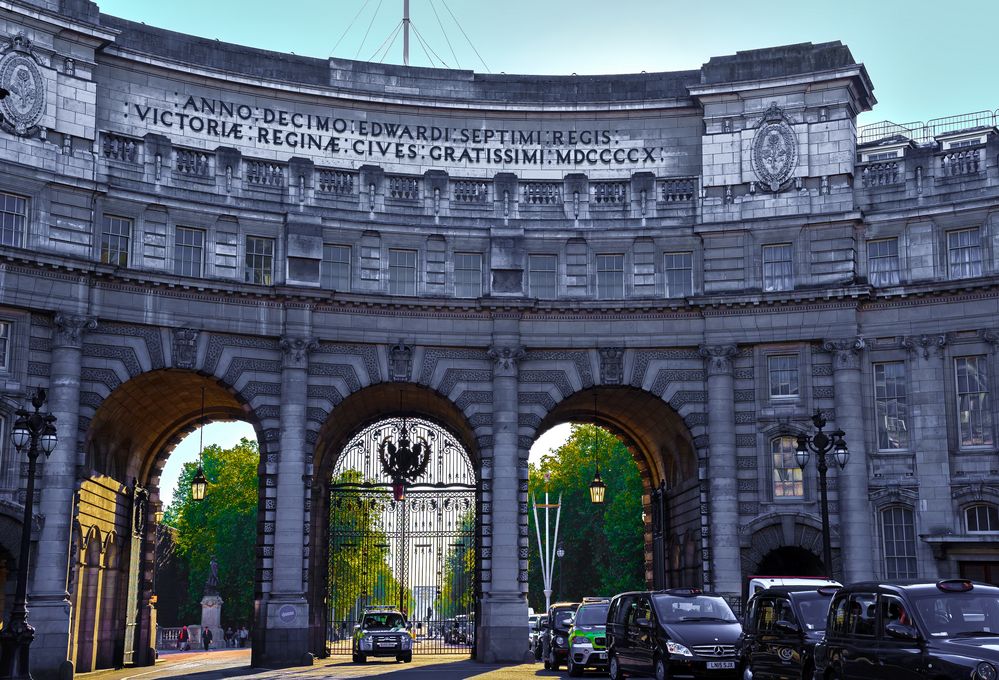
191;467;208;501
834;442;849;469
795;447;809;470
556;546;565;559
589;469;607;504
10;420;30;451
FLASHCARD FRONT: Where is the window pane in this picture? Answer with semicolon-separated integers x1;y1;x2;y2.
664;251;693;298
389;249;417;295
100;215;131;267
245;237;274;285
966;505;999;533
948;228;983;279
881;506;917;578
955;356;993;447
454;252;483;298
322;245;351;290
174;227;204;278
874;362;909;449
0;192;26;247
763;244;793;292
0;321;8;371
529;255;557;299
768;355;799;398
867;238;900;287
771;436;803;498
596;254;624;299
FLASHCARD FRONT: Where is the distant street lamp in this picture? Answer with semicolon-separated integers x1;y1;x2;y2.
191;386;208;501
589;403;607;505
795;411;849;576
0;388;57;679
556;544;565;600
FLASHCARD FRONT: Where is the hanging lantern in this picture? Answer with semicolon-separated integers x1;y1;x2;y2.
191;466;208;501
379;419;431;502
589;466;607;504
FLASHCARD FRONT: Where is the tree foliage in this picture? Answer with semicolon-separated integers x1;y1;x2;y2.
434;511;475;618
165;438;259;626
527;425;644;611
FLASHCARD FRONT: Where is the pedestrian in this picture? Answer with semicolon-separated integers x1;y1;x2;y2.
225;627;234;648
238;625;248;648
178;625;190;651
202;626;213;651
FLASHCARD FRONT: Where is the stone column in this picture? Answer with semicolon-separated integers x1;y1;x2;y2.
31;313;95;679
253;334;315;667
823;338;874;582
478;339;529;662
698;345;741;603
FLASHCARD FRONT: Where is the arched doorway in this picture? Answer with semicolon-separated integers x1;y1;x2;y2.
73;369;263;670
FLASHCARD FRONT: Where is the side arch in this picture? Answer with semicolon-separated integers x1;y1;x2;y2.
740;512;831;577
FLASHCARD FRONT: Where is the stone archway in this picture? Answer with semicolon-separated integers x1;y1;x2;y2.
308;382;481;659
531;386;699;590
74;369;265;670
742;514;833;580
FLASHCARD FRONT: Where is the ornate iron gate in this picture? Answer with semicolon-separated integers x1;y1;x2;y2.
327;418;477;655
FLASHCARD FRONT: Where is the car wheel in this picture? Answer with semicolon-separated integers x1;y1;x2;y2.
354;653;366;664
609;653;627;680
655;656;669;680
549;650;560;671
403;652;413;663
568;656;583;677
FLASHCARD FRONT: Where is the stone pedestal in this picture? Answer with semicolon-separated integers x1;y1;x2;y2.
200;595;223;649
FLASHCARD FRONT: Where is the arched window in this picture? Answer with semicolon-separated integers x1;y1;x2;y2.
965;504;999;533
771;436;803;498
881;506;917;578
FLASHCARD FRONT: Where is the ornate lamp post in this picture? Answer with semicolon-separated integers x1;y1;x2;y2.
795;410;849;577
0;388;57;679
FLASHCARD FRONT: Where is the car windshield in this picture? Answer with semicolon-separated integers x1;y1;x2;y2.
553;609;575;628
575;604;609;627
793;593;833;631
653;594;738;624
362;613;406;630
911;591;999;637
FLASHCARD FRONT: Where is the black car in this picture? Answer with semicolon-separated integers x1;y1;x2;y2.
542;602;580;671
607;588;743;680
813;578;999;679
740;585;839;680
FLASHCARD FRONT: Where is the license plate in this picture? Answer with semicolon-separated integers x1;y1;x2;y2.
707;661;735;669
377;642;395;647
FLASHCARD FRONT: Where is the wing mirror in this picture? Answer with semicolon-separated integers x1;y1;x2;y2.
774;619;801;634
636;616;653;629
885;622;920;641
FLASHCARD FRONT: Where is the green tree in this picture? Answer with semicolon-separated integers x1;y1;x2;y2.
527;425;644;611
434;511;475;618
166;438;259;625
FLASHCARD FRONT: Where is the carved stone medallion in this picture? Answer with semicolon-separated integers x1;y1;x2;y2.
0;33;46;136
751;103;798;192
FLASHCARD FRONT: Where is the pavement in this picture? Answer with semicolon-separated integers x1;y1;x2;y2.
78;650;634;679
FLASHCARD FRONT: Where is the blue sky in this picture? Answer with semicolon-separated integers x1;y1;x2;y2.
96;0;998;126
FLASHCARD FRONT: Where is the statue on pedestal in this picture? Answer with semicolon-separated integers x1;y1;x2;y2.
200;556;223;648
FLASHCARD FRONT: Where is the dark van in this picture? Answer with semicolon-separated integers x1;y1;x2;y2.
740;585;839;679
607;588;742;680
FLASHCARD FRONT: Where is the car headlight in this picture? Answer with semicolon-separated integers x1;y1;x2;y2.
401;636;412;649
555;636;566;646
667;640;693;657
571;636;592;648
976;662;997;680
360;635;373;650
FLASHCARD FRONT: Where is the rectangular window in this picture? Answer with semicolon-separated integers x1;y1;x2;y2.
763;244;793;292
772;436;804;498
0;192;27;248
874;362;909;450
388;249;417;296
881;507;918;579
174;227;205;278
100;215;131;267
454;252;483;298
0;321;8;371
948;228;983;280
664;252;693;298
321;244;351;291
528;254;557;299
244;236;274;285
955;356;993;447
768;354;800;399
596;254;625;299
867;238;900;287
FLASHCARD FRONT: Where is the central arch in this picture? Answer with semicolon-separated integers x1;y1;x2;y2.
533;386;700;589
308;383;481;658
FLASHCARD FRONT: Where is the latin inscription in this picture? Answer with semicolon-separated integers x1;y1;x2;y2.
128;96;666;167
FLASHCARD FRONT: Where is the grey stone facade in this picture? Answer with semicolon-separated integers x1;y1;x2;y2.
1;0;998;676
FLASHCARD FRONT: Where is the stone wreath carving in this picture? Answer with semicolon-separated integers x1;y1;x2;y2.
751;103;798;192
0;32;46;136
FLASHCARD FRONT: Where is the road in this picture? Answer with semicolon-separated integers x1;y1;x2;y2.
80;650;640;679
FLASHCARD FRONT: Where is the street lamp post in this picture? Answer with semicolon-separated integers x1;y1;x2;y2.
531;474;562;612
795;411;849;577
0;388;58;680
555;544;565;601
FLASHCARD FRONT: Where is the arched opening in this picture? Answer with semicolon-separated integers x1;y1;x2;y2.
309;383;480;659
755;546;826;577
530;386;699;599
73;369;262;670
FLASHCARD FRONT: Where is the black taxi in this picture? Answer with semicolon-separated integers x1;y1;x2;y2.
813;579;999;680
740;585;839;680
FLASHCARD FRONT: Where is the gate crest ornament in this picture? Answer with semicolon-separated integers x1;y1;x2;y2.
751;103;798;192
0;32;46;137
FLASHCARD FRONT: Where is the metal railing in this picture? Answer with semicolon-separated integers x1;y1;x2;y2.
858;109;998;146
